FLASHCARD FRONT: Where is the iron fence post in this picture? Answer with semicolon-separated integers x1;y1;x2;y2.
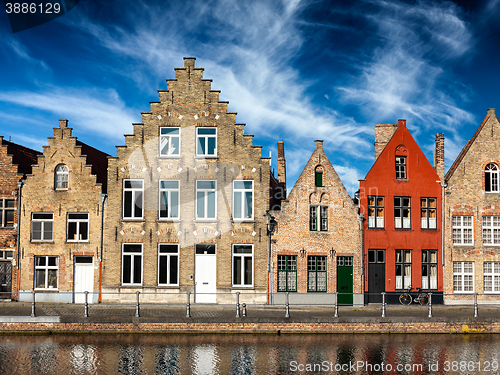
186;292;191;318
31;289;36;317
285;292;290;318
135;291;140;318
236;292;240;317
428;293;432;318
334;292;339;318
474;292;478;318
381;292;386;318
242;303;247;317
84;291;89;317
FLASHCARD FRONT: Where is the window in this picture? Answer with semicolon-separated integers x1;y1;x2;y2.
452;216;473;245
35;256;58;289
277;255;297;292
196;128;217;156
0;251;13;259
485;163;499;192
122;244;142;285
484;262;500;292
159;180;180;219
31;213;53;242
395;156;406;179
123;180;143;219
310;206;328;231
159;127;180;156
422;250;437;290
368;249;385;263
308;256;326;292
66;213;89;242
368;196;384;229
453;261;474;292
0;198;15;228
315;169;323;187
420;198;437;229
196;180;216;220
394;197;411;229
232;245;253;287
395;249;411;290
233;180;253;220
483;216;500;245
55;164;69;190
158;244;179;286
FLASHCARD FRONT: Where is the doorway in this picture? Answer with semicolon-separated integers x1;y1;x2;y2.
337;256;353;306
195;244;216;303
0;261;12;299
74;256;94;304
368;249;385;303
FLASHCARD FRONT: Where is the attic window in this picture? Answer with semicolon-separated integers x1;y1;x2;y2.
485;163;499;192
315;167;323;187
395;156;406;179
55;164;69;190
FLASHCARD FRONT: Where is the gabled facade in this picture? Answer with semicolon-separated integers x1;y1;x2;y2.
19;120;109;303
444;108;500;304
272;140;362;305
359;120;444;303
102;57;276;303
0;138;40;299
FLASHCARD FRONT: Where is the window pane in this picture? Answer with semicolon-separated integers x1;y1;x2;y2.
80;222;88;240
123;255;131;284
68;222;77;240
197;136;205;155
160;192;168;218
233;257;241;285
169;256;178;284
134;192;143;217
124;191;132;217
198;128;216;135
234;192;242;219
159;256;168;284
44;221;53;241
197;181;215;189
170;191;179;218
161;128;179;135
48;270;57;288
133;256;142;284
207;137;216;155
244;191;252;218
207;191;216;218
160;181;179;189
35;269;46;288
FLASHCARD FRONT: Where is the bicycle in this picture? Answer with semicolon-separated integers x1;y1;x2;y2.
399;287;429;305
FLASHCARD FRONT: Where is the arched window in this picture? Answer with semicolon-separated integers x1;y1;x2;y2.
55;164;69;190
315;166;323;187
485;163;499;192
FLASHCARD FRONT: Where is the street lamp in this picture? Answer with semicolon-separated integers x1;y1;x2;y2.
264;210;277;304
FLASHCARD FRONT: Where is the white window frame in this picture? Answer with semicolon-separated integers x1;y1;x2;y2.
420;198;437;229
55;164;69;190
159;127;180;157
34;255;58;289
395;249;412;290
0;198;15;228
453;261;474;293
31;213;53;242
233;180;254;221
395;156;406;179
159;180;180;220
368;196;384;229
232;244;254;287
67;213;89;242
485;163;499;193
394;197;411;229
484;262;500;293
482;216;500;246
421;250;438;290
196;127;217;157
452;215;473;245
196;180;217;220
158;244;179;286
123;179;144;219
122;244;143;286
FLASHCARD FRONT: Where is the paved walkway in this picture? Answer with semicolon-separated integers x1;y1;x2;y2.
0;301;497;324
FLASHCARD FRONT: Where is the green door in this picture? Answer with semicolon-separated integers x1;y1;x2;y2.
337;256;353;306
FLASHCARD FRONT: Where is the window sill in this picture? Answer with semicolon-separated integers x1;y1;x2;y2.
194;219;218;222
485;192;499;194
157;219;180;223
31;241;54;243
233;219;255;223
157;285;180;289
367;227;385;230
232;286;254;289
67;240;90;243
34;289;59;292
421;228;438;231
394;228;412;231
453;244;474;247
483;244;500;247
158;155;181;158
121;219;145;222
195;155;218;159
395;179;409;181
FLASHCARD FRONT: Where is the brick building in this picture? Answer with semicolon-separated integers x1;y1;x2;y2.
444;108;500;304
0;138;40;299
271;140;362;305
359;120;444;303
18;120;108;303
102;57;279;303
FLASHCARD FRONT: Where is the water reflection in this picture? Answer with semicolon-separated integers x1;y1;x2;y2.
0;334;499;374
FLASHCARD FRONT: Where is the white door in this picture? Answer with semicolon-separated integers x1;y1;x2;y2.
74;257;94;304
195;245;216;303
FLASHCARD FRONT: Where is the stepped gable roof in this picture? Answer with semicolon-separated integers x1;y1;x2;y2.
1;138;41;176
76;140;109;193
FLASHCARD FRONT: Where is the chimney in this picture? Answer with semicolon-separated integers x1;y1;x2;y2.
314;140;323;150
488;108;496;116
277;141;286;194
434;133;445;182
374;123;397;160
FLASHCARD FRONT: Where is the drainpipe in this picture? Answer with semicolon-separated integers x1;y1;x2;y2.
359;213;364;276
15;179;25;301
441;182;447;272
99;193;107;303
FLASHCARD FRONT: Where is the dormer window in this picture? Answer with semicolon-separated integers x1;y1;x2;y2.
55;164;69;190
485;163;499;192
395;156;406;179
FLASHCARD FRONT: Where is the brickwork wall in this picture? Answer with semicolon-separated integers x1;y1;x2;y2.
19;120;106;299
374;123;398;160
103;57;272;301
272;140;362;295
444;109;500;302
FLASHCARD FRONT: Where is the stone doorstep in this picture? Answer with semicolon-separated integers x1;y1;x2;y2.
0;316;60;323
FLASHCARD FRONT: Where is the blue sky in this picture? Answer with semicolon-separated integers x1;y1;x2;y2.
1;0;499;195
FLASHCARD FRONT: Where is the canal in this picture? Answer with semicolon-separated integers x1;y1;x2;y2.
0;333;499;374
